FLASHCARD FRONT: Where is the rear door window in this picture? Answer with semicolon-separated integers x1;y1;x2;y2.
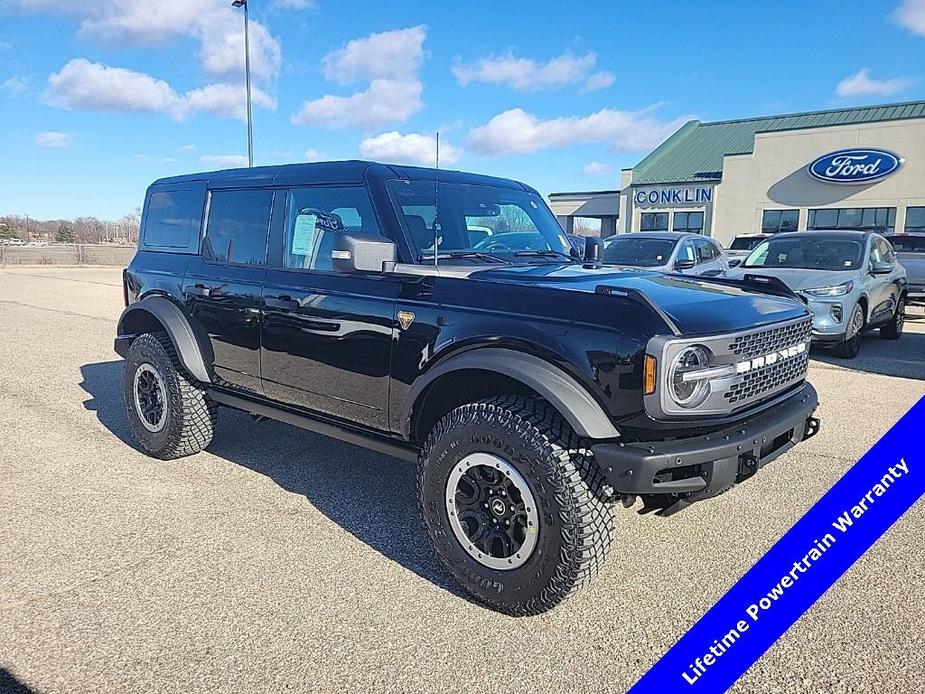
141;185;205;252
203;189;274;265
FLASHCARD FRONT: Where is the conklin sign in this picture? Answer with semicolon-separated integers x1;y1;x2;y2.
633;187;713;206
808;148;903;184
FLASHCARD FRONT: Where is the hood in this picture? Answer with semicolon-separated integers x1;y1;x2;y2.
470;263;809;335
727;267;853;292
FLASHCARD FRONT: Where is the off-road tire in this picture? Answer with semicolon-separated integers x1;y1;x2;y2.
880;297;905;339
418;396;614;616
123;332;216;459
831;304;864;359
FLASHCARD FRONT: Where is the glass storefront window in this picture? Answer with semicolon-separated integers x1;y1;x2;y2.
905;207;925;233
672;211;704;233
808;207;895;233
761;209;799;233
640;212;669;232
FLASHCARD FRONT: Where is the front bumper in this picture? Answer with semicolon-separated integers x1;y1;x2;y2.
803;296;852;343
592;383;819;516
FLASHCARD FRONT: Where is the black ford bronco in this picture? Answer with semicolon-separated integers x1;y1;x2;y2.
115;161;820;615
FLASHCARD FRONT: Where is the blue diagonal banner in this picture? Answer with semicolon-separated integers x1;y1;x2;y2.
628;395;925;693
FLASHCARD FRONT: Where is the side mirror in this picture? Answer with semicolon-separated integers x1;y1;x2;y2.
583;237;603;262
674;258;696;271
870;260;892;275
728;258;742;268
331;234;397;273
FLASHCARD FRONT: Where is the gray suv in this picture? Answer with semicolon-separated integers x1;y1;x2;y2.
730;231;906;358
602;232;729;276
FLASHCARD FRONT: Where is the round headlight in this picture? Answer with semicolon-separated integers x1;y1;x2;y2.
668;345;712;409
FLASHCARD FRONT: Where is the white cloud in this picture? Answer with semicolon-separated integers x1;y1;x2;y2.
2;74;32;96
359;131;460;166
582;161;612;177
33;131;73;148
185;82;276;120
200;154;249;168
303;148;325;161
467;107;689;157
452;51;609;91
323;25;426;83
836;68;912;98
6;0;281;81
46;59;186;117
292;78;423;128
581;71;615;93
46;58;276;120
893;0;925;35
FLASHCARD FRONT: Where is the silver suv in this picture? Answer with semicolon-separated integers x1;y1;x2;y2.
602;231;729;276
730;231;906;358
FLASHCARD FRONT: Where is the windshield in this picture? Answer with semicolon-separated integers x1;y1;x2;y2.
387;180;574;263
884;235;925;253
730;236;765;251
602;237;676;267
743;236;864;270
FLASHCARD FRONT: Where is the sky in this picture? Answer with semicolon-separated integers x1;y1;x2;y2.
1;0;925;220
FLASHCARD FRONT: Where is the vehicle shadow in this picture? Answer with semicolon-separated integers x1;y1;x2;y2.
79;360;470;603
0;667;35;694
810;327;925;381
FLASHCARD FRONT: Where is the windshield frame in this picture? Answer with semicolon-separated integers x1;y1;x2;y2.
386;179;576;265
742;236;865;271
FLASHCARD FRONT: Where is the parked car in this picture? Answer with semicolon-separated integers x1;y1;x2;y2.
730;231;906;358
726;233;769;260
602;231;729;276
115;161;820;615
884;232;925;304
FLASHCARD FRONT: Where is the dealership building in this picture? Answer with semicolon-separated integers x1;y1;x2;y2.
549;100;925;246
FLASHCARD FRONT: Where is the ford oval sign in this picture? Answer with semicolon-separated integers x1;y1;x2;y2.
808;148;903;184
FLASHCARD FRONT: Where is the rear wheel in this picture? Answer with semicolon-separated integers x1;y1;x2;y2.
832;303;864;359
880;297;905;339
123;333;216;459
418;396;614;616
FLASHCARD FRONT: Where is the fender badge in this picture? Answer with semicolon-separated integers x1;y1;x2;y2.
398;311;415;330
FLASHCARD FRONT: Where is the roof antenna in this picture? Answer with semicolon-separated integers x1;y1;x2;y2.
433;131;440;267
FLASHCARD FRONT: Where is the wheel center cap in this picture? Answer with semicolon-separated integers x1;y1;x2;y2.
490;498;506;517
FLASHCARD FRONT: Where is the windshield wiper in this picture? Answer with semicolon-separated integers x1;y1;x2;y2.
424;251;513;264
513;249;577;262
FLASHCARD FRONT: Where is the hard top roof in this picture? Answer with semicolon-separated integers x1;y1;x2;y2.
150;160;531;192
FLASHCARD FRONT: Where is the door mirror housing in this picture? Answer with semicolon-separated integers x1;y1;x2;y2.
728;258;742;268
870;260;892;275
674;258;697;271
331;234;397;273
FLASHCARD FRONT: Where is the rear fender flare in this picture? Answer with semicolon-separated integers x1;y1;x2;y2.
405;348;620;440
117;296;212;383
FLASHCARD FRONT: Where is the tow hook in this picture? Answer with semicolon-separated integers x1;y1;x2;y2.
804;416;821;440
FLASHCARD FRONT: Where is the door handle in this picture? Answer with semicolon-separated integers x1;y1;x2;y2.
265;295;300;311
185;283;213;297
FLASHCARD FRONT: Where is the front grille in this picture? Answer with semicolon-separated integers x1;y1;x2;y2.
723;351;809;404
723;318;812;406
727;318;812;359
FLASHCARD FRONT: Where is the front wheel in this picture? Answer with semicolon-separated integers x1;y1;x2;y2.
123;333;216;459
880;297;905;339
418;396;614;616
831;304;864;359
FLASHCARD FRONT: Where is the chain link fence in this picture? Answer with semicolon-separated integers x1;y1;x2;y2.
0;244;135;266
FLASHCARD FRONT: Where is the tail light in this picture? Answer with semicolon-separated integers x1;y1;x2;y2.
122;269;130;306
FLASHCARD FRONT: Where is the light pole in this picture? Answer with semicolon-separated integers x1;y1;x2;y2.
232;0;254;167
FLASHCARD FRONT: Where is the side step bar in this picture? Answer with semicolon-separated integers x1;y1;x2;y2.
208;389;419;463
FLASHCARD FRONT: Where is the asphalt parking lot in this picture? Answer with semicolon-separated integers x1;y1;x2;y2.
0;266;923;694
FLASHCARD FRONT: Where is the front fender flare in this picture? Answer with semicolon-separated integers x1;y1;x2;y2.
116;296;212;383
405;348;620;440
